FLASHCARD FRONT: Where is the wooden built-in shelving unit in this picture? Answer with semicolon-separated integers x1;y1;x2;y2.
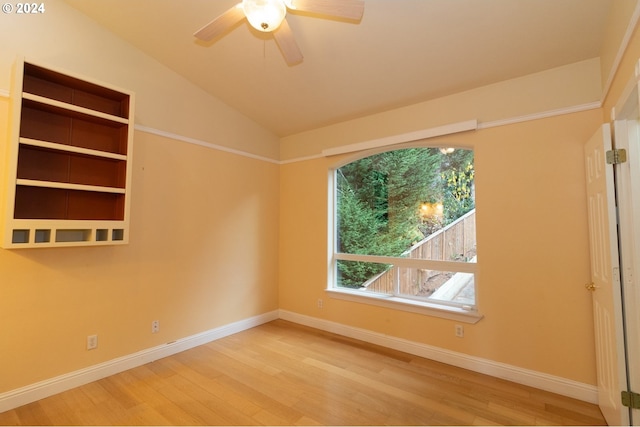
1;58;134;248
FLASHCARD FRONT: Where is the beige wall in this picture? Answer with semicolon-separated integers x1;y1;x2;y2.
0;128;280;392
279;109;602;385
0;1;280;393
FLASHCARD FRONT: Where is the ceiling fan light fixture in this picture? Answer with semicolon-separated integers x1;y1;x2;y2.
243;0;287;32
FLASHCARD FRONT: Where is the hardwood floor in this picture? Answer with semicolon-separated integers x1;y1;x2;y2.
0;320;606;426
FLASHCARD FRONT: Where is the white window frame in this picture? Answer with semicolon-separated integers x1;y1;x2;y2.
326;145;483;324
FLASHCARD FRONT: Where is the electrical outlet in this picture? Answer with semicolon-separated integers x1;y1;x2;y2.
151;320;160;333
87;334;98;350
455;324;464;338
317;298;323;309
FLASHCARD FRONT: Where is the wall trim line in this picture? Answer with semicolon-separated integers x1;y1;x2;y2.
109;102;605;165
280;153;325;164
0;88;280;164
0;89;602;165
134;124;280;164
478;101;602;130
281;101;602;164
278;309;599;404
0;310;279;413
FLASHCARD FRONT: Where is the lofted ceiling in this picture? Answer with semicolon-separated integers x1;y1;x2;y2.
62;0;611;137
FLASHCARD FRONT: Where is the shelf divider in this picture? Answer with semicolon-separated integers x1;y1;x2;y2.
16;179;127;194
22;92;129;124
19;137;127;161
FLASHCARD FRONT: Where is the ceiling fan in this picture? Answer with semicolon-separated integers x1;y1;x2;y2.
194;0;365;65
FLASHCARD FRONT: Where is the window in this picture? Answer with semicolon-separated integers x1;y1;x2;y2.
329;147;479;321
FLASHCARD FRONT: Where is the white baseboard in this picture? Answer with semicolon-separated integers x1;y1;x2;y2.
278;309;599;404
0;310;279;413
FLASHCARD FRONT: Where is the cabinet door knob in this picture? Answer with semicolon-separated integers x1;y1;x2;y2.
585;282;597;291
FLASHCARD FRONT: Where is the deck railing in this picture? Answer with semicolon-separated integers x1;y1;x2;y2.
363;209;476;296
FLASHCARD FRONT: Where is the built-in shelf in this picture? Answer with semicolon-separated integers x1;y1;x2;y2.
1;58;135;248
19;138;128;160
22;92;130;124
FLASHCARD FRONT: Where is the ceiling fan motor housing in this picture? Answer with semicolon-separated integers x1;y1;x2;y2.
243;0;287;32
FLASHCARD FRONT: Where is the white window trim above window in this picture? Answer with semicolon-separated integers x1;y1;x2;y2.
321;120;478;157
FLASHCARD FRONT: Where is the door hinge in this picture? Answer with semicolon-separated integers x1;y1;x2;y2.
606;148;627;165
622;390;640;409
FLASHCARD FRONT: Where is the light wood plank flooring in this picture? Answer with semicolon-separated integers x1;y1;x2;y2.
0;320;606;425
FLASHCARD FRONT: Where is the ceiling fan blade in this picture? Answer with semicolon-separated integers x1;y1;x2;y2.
288;0;364;21
194;3;246;41
273;18;303;65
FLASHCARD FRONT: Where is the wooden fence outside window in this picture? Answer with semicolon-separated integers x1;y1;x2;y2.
363;209;476;297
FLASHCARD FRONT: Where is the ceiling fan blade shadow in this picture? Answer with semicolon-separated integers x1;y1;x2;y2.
289;0;364;21
273;19;304;65
194;3;246;41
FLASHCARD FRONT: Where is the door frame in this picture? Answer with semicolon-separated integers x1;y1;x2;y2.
611;59;640;425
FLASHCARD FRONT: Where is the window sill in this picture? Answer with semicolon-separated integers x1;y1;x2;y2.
326;288;483;324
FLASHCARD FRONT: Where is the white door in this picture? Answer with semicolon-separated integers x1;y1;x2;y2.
615;117;640;425
584;124;630;426
613;68;640;421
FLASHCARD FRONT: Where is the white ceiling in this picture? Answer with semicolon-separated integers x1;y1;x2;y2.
63;0;611;137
